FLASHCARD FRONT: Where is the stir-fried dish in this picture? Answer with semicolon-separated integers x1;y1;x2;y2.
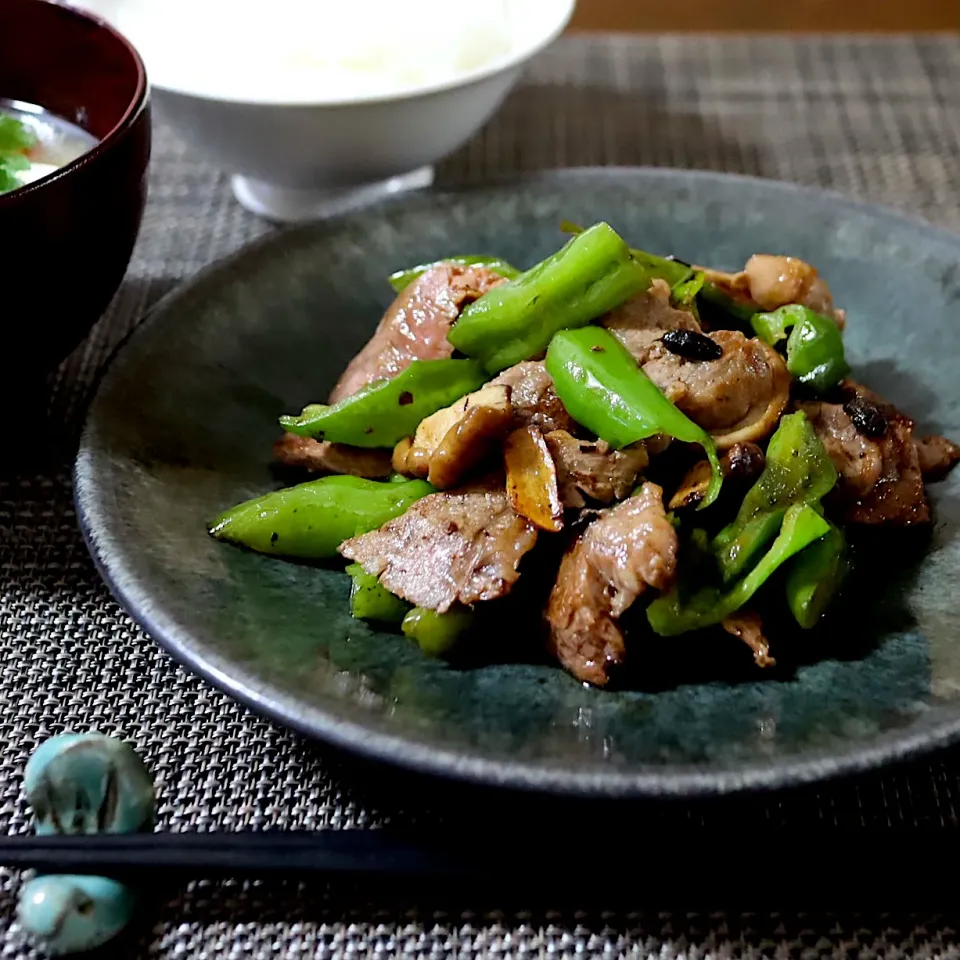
209;223;960;686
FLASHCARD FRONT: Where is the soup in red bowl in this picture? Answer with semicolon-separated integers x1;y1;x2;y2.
0;0;150;375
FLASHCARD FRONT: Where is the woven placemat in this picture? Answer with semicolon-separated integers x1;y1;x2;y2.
3;33;960;958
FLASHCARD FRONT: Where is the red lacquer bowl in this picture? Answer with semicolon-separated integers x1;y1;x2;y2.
0;0;150;375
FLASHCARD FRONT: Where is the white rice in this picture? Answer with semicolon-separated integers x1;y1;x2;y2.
79;0;516;102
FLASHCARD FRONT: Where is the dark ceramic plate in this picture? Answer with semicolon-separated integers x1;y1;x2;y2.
76;169;960;797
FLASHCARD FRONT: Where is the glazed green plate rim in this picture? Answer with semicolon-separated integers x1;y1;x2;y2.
75;167;960;797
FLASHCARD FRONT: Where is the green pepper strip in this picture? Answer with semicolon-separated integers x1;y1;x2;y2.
698;282;759;323
209;476;434;559
671;269;705;308
647;503;831;636
560;220;695;289
560;221;764;325
785;523;849;629
346;562;411;622
448;222;650;374
634;252;692;288
751;304;850;393
401;606;474;657
279;358;488;448
387;256;520;294
712;411;837;581
545;326;723;509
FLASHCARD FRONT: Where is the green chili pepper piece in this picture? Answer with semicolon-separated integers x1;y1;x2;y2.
562;223;755;325
714;510;786;583
545;326;723;508
448;222;650;373
560;221;695;289
387;256;520;294
345;562;411;622
634;252;693;288
785;523;850;628
279;359;488;448
401;606;474;657
751;304;850;393
750;305;795;344
671;270;706;313
698;282;758;323
209;476;434;559
647;503;831;636
670;269;705;322
712;411;837;581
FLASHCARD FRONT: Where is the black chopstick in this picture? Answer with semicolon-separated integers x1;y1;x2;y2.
0;831;463;879
2;827;959;907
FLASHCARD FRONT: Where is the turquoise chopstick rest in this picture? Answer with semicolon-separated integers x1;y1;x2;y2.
18;733;155;955
18;876;137;957
24;733;155;836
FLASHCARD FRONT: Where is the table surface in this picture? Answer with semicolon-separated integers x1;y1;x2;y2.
3;33;960;959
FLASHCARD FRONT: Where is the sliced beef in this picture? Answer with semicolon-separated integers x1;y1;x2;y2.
339;477;537;613
798;392;931;525
916;434;960;481
273;434;393;478
490;361;574;434
798;400;883;500
848;418;929;524
842;381;960;483
330;263;505;403
544;430;649;508
601;278;701;362
283;262;504;475
701;254;845;328
546;483;678;686
641;330;791;448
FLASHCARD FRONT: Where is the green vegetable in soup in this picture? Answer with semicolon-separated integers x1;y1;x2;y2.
0;114;36;195
0;114;34;153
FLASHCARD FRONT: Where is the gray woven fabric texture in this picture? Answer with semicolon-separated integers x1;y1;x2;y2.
3;33;960;958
